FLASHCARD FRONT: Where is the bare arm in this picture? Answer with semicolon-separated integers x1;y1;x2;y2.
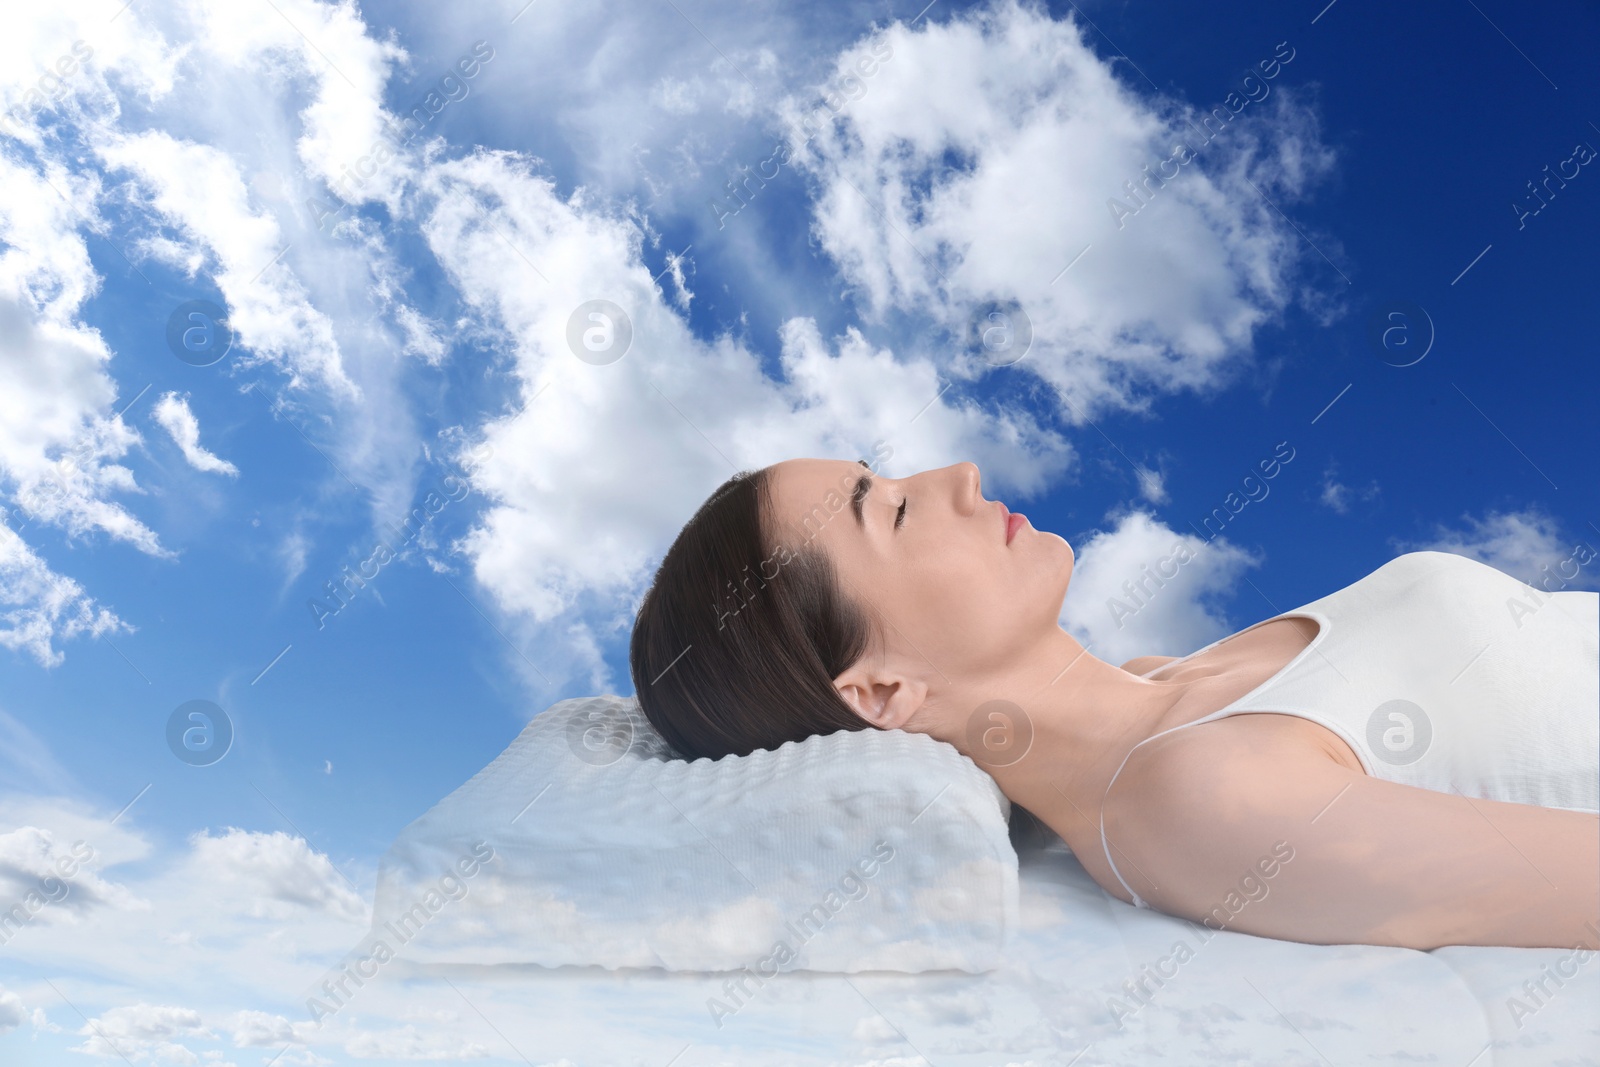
1114;740;1600;949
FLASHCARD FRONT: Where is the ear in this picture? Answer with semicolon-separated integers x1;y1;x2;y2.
833;661;929;730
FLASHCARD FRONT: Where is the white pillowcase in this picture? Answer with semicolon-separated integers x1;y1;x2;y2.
372;695;1019;973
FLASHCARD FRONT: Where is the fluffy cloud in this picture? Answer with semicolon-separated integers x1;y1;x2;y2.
0;11;184;666
179;0;407;207
788;0;1336;423
1060;508;1263;664
71;1002;210;1062
424;0;794;207
0;987;23;1033
0;825;146;924
1395;506;1595;588
226;1009;310;1050
152;392;238;476
0;6;182;560
186;829;367;922
0;796;396;1059
99;129;356;399
0;156;164;558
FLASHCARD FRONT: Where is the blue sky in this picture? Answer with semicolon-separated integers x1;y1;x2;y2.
0;0;1596;1063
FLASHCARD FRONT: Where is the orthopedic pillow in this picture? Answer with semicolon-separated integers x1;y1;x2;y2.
372;695;1019;973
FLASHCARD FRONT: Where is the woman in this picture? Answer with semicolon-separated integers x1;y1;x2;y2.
629;458;1600;951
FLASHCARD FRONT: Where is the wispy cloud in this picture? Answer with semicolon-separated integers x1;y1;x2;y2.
152;392;239;476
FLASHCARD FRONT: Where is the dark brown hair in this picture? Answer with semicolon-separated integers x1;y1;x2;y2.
629;466;881;760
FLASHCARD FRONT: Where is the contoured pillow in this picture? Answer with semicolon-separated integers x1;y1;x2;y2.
371;695;1019;973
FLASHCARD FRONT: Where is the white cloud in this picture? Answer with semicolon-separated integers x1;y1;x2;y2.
0;7;177;142
0;825;147;923
341;1024;491;1060
852;1013;901;1043
0;16;184;673
788;1;1336;423
395;305;448;366
98;130;357;399
185;829;367;922
0;517;127;667
1135;465;1167;505
0;987;24;1033
0;156;165;558
225;1009;303;1049
0;796;385;1062
0;8;180;574
1395;507;1595;588
1318;460;1378;514
1059;508;1263;664
71;1003;210;1063
179;0;408;209
437;0;791;208
152;393;238;476
277;530;310;588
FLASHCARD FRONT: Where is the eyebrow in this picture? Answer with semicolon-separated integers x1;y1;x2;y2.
851;457;876;527
850;460;871;528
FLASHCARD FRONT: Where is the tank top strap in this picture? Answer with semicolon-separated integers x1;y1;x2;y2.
1097;608;1333;910
1099;744;1153;909
1099;707;1240;909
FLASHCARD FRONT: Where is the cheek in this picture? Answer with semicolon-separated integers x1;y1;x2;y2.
896;559;992;643
907;556;1021;665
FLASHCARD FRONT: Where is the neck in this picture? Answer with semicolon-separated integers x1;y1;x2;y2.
914;625;1191;837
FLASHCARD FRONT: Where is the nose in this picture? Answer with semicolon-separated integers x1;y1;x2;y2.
953;461;981;516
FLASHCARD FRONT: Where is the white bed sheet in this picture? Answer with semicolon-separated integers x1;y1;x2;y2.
376;822;1600;1066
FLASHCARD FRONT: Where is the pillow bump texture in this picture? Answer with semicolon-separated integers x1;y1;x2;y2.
372;695;1020;973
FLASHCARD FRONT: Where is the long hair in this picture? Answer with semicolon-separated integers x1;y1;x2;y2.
629;467;880;760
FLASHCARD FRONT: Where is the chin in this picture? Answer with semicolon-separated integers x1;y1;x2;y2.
1045;530;1074;565
1043;532;1074;599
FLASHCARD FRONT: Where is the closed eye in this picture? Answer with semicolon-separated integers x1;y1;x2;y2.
894;497;906;529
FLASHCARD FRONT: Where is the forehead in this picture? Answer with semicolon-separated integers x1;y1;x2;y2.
766;457;868;537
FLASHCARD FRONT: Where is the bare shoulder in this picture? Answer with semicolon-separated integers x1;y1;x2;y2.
1103;724;1600;948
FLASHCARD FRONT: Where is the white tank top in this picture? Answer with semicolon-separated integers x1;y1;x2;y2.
1100;550;1600;909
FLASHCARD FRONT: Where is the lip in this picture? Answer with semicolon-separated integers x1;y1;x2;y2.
996;499;1028;545
1006;511;1027;545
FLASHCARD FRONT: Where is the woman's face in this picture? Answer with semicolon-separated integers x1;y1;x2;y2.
764;458;1075;721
